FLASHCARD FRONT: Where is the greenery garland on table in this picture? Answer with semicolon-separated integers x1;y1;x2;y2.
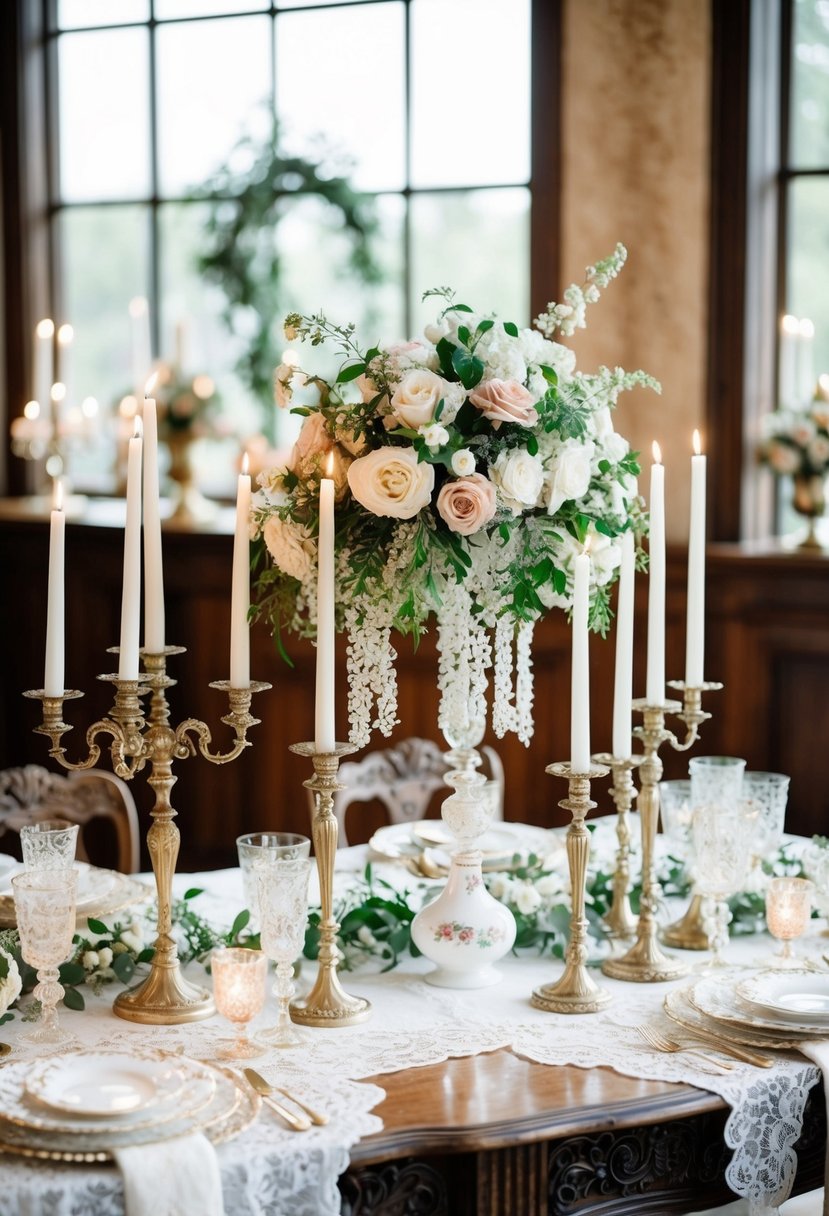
196;120;381;411
0;838;814;1026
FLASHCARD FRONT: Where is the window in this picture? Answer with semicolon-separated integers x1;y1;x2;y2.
44;0;536;486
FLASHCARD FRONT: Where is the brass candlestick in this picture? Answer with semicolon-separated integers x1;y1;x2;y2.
602;682;720;984
26;647;270;1024
593;755;638;941
532;761;611;1014
289;743;371;1027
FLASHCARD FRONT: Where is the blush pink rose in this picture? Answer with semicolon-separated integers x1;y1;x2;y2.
436;473;497;535
469;379;538;428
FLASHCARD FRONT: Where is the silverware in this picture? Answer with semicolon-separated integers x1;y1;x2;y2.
243;1067;329;1127
678;1026;775;1068
638;1025;734;1072
242;1069;311;1131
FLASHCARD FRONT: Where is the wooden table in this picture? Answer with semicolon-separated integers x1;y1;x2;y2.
341;1049;826;1215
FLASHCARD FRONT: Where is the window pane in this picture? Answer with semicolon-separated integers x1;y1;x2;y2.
790;0;829;169
280;0;369;6
275;4;405;192
156;17;272;197
58;29;150;202
57;0;148;29
410;0;530;188
156;0;267;17
410;189;530;331
59;206;151;412
787;177;829;385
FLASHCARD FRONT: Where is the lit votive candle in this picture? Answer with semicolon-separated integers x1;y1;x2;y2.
211;947;267;1059
766;876;814;962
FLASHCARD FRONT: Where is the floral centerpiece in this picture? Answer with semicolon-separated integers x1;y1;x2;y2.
150;362;218;440
759;380;829;548
253;246;658;748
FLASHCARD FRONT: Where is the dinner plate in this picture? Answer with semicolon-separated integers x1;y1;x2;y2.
664;986;809;1051
1;1054;215;1135
26;1050;188;1117
368;820;558;870
689;974;829;1037
0;867;152;930
736;971;829;1022
0;1058;258;1161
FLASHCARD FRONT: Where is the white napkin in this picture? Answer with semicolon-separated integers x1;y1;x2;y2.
790;1040;829;1216
113;1132;225;1216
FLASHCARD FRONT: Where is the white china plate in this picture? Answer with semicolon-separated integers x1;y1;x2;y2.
369;820;557;869
25;1051;187;1117
0;861;115;903
0;867;152;930
0;1058;258;1161
690;974;829;1037
736;971;829;1022
664;986;807;1050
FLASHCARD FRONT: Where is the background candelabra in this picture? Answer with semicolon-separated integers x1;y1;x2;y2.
25;646;270;1025
602;681;721;984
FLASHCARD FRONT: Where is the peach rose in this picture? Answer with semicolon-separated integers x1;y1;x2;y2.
469;378;538;428
347;447;434;518
436;474;497;535
288;412;332;477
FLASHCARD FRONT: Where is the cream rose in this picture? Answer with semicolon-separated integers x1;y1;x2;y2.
436;474;497;535
451;448;476;476
469;378;538;428
490;449;545;514
547;438;595;514
390;369;445;429
263;516;315;582
347;447;434;518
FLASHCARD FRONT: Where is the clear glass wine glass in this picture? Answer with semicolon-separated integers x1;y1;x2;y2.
256;857;312;1048
236;833;310;932
12;869;77;1043
743;772;790;860
765;876;814;967
691;802;753;968
20;819;79;871
211;947;268;1059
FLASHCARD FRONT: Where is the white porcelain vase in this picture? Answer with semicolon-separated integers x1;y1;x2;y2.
411;769;516;988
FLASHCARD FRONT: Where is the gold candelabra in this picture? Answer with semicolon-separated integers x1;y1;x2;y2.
25;647;270;1025
593;755;638;941
601;681;720;983
532;761;611;1015
288;743;371;1027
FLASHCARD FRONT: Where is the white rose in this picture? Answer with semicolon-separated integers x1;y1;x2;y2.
82;950;100;971
515;884;543;915
120;930;143;954
423;321;449;344
97;947;113;969
263;516;315;583
0;948;21;1016
347;447;435;519
390;369;445;429
451;448;476;476
421;423;449;451
547;438;595;514
593;406;614;438
535;873;565;899
601;432;628;464
490;449;545;515
590;534;622;585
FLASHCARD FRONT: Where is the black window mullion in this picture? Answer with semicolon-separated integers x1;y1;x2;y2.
402;0;412;337
148;0;161;360
776;0;794;326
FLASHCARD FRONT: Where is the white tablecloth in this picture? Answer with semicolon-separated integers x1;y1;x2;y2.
0;840;823;1216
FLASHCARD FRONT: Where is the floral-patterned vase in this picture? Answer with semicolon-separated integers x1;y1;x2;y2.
411;770;516;988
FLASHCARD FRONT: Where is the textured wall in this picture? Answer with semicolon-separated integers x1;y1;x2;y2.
560;0;711;540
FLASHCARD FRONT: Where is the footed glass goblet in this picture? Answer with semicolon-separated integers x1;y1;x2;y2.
20;819;79;871
691;803;753;968
211;947;268;1059
766;877;814;967
256;857;312;1048
12;870;77;1043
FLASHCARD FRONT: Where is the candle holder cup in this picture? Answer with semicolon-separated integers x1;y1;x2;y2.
601;681;721;984
25;646;270;1025
288;742;371;1027
532;761;612;1014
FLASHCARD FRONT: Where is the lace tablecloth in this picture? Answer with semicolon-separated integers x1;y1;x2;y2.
0;846;823;1216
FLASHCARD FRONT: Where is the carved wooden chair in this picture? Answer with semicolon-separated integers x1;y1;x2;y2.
0;765;141;873
308;737;505;847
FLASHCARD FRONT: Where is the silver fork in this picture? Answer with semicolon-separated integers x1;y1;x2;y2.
638;1024;734;1072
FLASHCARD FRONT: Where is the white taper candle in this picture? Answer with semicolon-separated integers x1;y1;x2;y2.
34;319;54;415
685;430;706;687
142;385;165;654
230;452;251;689
611;530;635;760
779;314;799;408
44;479;65;697
315;454;336;753
645;442;665;706
119;423;143;681
570;543;591;773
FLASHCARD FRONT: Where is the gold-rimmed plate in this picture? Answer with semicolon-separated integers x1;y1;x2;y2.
736;971;829;1023
368;820;558;870
688;975;829;1039
0;867;152;930
664;986;806;1051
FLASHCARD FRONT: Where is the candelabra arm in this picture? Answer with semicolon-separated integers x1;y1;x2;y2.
175;681;271;765
667;681;722;752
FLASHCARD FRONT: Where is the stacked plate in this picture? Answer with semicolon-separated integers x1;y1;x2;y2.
665;972;829;1050
0;859;152;929
0;1048;259;1162
368;819;559;872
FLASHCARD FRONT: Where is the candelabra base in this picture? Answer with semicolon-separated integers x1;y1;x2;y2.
601;934;688;984
531;966;612;1015
661;893;710;951
113;963;215;1025
290;974;371;1028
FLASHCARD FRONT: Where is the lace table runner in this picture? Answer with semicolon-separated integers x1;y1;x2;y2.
0;853;822;1216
